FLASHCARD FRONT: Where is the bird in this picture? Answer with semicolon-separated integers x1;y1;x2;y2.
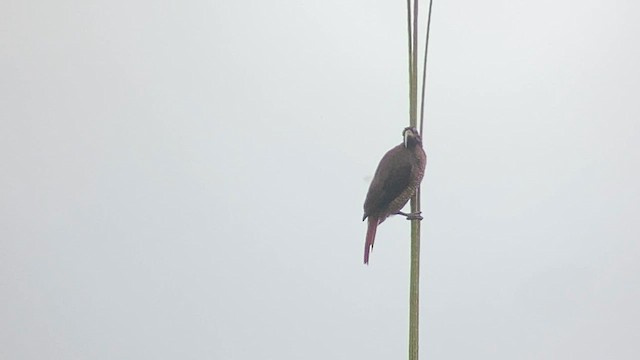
362;127;427;264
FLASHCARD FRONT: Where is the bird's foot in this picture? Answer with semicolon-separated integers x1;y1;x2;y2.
395;211;423;221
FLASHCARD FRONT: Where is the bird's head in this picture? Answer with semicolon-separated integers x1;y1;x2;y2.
403;127;422;148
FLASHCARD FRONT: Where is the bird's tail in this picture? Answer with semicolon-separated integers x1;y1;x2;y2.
364;216;379;264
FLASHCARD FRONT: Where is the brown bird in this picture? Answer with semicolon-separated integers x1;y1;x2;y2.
362;127;427;264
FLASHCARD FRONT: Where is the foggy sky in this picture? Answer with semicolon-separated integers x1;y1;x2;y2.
2;0;640;359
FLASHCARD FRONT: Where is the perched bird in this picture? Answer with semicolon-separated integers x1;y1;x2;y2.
362;127;427;264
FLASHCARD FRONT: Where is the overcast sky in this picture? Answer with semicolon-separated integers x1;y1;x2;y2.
2;0;640;359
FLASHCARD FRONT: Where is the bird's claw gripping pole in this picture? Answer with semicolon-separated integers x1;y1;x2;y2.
395;211;423;221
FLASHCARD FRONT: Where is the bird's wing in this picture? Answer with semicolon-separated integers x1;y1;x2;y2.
363;146;413;218
377;162;412;209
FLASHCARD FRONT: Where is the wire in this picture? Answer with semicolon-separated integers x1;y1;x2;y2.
419;0;434;136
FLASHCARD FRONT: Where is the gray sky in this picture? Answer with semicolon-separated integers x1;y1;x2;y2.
2;0;640;359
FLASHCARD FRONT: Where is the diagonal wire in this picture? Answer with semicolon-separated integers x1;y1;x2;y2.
419;0;434;136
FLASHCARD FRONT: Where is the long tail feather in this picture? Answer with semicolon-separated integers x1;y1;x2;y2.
364;216;379;264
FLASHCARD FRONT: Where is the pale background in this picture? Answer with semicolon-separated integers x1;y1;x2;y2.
2;1;640;359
